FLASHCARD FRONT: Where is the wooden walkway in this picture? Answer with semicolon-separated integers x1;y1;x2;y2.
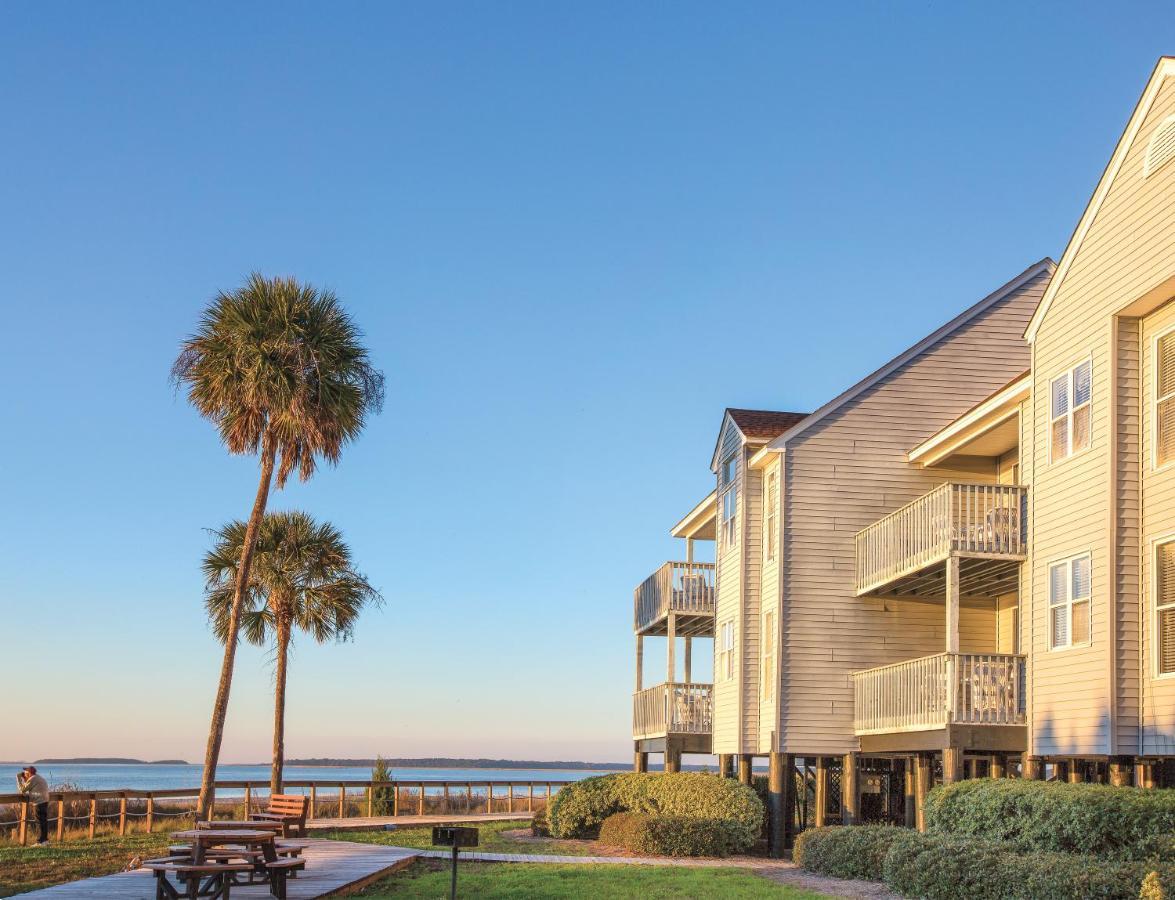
17;839;418;899
306;811;531;832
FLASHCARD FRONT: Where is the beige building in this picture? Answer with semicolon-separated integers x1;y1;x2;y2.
629;57;1175;854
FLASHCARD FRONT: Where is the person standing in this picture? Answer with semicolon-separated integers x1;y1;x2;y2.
17;766;50;845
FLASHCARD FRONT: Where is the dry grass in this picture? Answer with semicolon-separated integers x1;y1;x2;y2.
0;832;174;897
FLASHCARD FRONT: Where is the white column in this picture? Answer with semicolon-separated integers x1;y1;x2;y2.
684;637;692;684
945;555;960;653
635;634;644;691
667;612;677;684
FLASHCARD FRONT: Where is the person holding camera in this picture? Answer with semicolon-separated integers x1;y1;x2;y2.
17;766;50;845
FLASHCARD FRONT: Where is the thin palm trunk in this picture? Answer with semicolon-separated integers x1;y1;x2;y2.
196;434;277;821
271;616;291;796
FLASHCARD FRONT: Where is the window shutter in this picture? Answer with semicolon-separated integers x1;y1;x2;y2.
1158;333;1175;466
1158;543;1175;675
1145;115;1175;177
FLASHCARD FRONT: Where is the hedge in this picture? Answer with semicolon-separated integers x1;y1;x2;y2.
793;825;904;881
598;811;744;857
546;773;764;852
882;831;1175;900
923;780;1175;861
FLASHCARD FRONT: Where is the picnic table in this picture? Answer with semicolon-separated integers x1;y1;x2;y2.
196;820;284;833
172;828;278;866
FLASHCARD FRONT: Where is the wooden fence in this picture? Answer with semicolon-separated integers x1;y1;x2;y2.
0;778;573;846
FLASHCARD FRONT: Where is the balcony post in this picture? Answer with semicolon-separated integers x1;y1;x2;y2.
667;613;677;683
945;555;960;654
686;537;694;564
684;638;692;684
635;634;644;692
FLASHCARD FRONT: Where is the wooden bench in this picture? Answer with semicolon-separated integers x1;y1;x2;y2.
145;861;253;900
252;795;309;837
265;858;307;900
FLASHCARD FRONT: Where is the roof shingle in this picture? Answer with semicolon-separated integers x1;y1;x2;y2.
727;408;808;442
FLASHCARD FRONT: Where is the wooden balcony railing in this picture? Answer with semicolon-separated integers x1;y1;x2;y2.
851;652;1026;735
855;482;1027;595
634;561;716;631
632;682;713;740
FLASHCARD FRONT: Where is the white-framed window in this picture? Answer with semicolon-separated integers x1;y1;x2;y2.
1154;328;1175;469
718;620;735;680
1050;359;1092;462
720;454;738;549
1155;539;1175;677
764;470;778;562
761;610;775;701
1049;553;1092;650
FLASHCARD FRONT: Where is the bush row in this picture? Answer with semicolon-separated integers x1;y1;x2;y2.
797;826;1175;900
924;780;1175;861
598;811;744;857
546;773;763;853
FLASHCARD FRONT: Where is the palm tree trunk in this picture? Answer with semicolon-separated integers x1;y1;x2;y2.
196;433;278;821
271;617;291;796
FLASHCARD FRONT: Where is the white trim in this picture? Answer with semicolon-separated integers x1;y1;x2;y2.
670;490;718;539
763;468;778;563
1047;552;1093;651
763;259;1055;453
1151;533;1175;680
710;412;746;472
761;609;776;702
908;372;1030;465
1152;324;1175;472
1025;58;1175;344
1047;355;1093;465
718;619;736;681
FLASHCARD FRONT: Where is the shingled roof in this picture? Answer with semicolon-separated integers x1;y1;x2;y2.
726;408;808;442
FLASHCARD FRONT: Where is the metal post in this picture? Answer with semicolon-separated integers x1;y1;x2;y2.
449;845;459;900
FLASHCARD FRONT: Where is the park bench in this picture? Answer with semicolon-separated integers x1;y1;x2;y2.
253;794;309;837
145;860;253;900
265;858;307;900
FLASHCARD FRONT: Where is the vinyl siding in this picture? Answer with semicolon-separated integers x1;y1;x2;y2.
713;418;744;753
758;457;782;752
1140;302;1175;754
741;457;763;750
1115;316;1141;754
1027;75;1175;757
777;272;1046;754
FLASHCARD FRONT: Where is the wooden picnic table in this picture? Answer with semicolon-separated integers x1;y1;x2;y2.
197;819;284;832
172;828;278;866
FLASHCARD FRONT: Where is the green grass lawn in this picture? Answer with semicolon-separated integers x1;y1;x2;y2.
0;832;174;897
357;859;831;898
319;819;599;856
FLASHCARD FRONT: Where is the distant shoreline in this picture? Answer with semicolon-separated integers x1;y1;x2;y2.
13;757;640;771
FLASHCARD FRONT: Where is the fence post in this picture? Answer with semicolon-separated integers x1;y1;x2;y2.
366;785;373;818
528;783;534;813
507;784;514;813
18;800;28;846
244;784;252;817
146;796;154;833
466;783;473;814
338;784;345;819
485;784;492;815
417;784;424;816
309;785;317;819
443;783;450;814
119;795;127;835
88;796;97;839
57;797;65;842
392;784;399;817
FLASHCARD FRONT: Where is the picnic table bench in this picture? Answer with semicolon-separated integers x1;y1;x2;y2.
144;860;253;900
251;795;309;837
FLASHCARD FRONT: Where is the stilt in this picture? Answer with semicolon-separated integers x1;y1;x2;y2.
1108;757;1131;787
914;754;931;832
737;755;753;785
1053;760;1068;782
634;751;648;773
1067;760;1084;784
1022;756;1043;780
990;755;1006;779
903;757;916;828
841;753;859;825
814;757;828;828
719;754;733;778
664;743;681;774
942;748;963;784
1135;760;1155;789
768;752;789;858
965;757;978;780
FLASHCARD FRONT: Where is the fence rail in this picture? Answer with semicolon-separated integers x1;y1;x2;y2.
632;681;713;739
855;482;1027;595
634;561;716;631
0;778;574;846
851;652;1026;735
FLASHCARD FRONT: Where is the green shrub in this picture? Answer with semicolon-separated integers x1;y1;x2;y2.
794;825;903;881
530;806;549;837
883;831;1175;900
546;773;763;853
924;780;1175;861
598;811;741;857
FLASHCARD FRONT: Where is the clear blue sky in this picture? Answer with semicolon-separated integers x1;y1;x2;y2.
1;3;1172;764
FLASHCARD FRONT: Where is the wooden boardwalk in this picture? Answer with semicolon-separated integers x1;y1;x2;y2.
306;811;531;832
17;839;418;899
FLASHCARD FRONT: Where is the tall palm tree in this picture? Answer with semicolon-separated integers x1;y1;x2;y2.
173;275;384;819
204;512;382;795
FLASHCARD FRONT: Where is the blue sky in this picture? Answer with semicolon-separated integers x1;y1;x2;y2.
1;3;1172;763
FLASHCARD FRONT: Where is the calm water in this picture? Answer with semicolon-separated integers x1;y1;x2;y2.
1;763;622;797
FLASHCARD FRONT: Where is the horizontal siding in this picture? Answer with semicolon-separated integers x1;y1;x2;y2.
759;457;781;753
713;419;743;753
780;271;1045;754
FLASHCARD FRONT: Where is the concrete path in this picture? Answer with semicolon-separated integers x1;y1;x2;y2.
16;839;418;899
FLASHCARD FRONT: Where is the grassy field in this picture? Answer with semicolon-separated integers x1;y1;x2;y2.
0;832;173;897
356;859;831;898
318;819;599;856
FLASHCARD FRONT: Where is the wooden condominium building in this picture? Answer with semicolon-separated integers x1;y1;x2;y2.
629;57;1175;855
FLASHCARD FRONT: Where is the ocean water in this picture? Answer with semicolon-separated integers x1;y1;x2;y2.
1;763;622;797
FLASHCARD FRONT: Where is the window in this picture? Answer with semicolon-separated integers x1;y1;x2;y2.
764;470;778;562
1155;330;1175;468
761;610;775;701
718;620;735;680
1156;540;1175;676
1049;554;1092;649
1050;360;1092;462
720;454;738;549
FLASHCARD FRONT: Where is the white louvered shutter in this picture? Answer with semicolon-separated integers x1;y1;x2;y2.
1050;563;1069;648
1157;332;1175;467
1145;115;1175;177
1157;542;1175;675
1051;375;1070;461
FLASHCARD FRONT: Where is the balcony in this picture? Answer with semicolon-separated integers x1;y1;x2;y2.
634;561;715;636
855;482;1026;599
632;682;713;744
851;652;1027;752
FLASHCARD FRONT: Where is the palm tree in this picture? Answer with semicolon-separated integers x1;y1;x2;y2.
204;512;382;795
173;275;384;819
